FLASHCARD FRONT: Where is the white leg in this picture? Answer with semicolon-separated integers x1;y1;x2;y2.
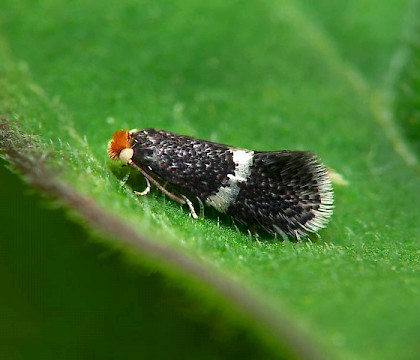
182;195;198;219
134;177;151;196
196;196;204;218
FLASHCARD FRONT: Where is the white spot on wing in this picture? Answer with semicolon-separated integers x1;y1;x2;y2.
206;149;254;212
232;149;254;182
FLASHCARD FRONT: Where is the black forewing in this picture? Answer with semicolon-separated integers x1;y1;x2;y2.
131;129;236;199
228;151;330;237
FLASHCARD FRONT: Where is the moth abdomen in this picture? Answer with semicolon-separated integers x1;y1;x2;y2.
108;128;334;238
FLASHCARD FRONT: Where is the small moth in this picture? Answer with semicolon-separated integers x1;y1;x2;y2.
108;129;334;239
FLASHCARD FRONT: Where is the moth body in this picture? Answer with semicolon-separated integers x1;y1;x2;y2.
108;128;334;238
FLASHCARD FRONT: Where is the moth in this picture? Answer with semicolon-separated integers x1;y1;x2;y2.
108;129;334;238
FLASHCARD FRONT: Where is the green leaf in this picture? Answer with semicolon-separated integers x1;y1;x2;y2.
0;159;284;359
1;0;419;359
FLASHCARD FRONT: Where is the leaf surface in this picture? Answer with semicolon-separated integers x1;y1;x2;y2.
1;0;419;358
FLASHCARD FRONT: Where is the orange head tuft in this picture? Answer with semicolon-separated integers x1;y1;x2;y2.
107;129;131;160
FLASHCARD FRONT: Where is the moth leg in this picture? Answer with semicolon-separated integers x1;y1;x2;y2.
134;177;151;196
247;227;259;238
129;160;198;219
196;196;204;218
129;160;187;205
182;195;198;219
273;225;290;242
231;218;241;233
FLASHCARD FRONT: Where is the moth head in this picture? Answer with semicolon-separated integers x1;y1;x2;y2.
107;129;134;163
